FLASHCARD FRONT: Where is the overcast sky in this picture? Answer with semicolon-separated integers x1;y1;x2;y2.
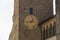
0;0;14;40
0;0;55;40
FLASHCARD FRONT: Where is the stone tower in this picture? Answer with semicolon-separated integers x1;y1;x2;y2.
56;0;60;40
9;0;53;40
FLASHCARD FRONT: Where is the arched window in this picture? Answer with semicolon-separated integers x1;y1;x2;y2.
53;21;56;36
43;25;49;39
49;23;53;37
43;27;45;40
46;25;48;38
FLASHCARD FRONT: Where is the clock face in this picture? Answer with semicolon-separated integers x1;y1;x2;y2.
24;15;38;29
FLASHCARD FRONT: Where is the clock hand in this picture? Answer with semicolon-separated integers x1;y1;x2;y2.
30;18;33;23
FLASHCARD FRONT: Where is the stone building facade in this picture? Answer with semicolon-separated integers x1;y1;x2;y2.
9;0;54;40
40;15;56;40
56;0;60;40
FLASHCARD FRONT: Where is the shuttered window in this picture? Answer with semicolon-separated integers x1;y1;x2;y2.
30;8;33;14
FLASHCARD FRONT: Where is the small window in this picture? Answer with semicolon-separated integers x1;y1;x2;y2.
46;25;48;38
43;28;45;40
53;26;56;36
49;23;53;37
53;22;56;36
43;31;45;40
30;8;33;14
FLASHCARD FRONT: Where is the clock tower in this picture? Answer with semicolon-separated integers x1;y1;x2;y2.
9;0;53;40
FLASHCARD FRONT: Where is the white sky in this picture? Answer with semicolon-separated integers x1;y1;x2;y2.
0;0;56;40
0;0;14;40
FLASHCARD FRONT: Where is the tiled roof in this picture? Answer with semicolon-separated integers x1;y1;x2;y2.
38;15;56;26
